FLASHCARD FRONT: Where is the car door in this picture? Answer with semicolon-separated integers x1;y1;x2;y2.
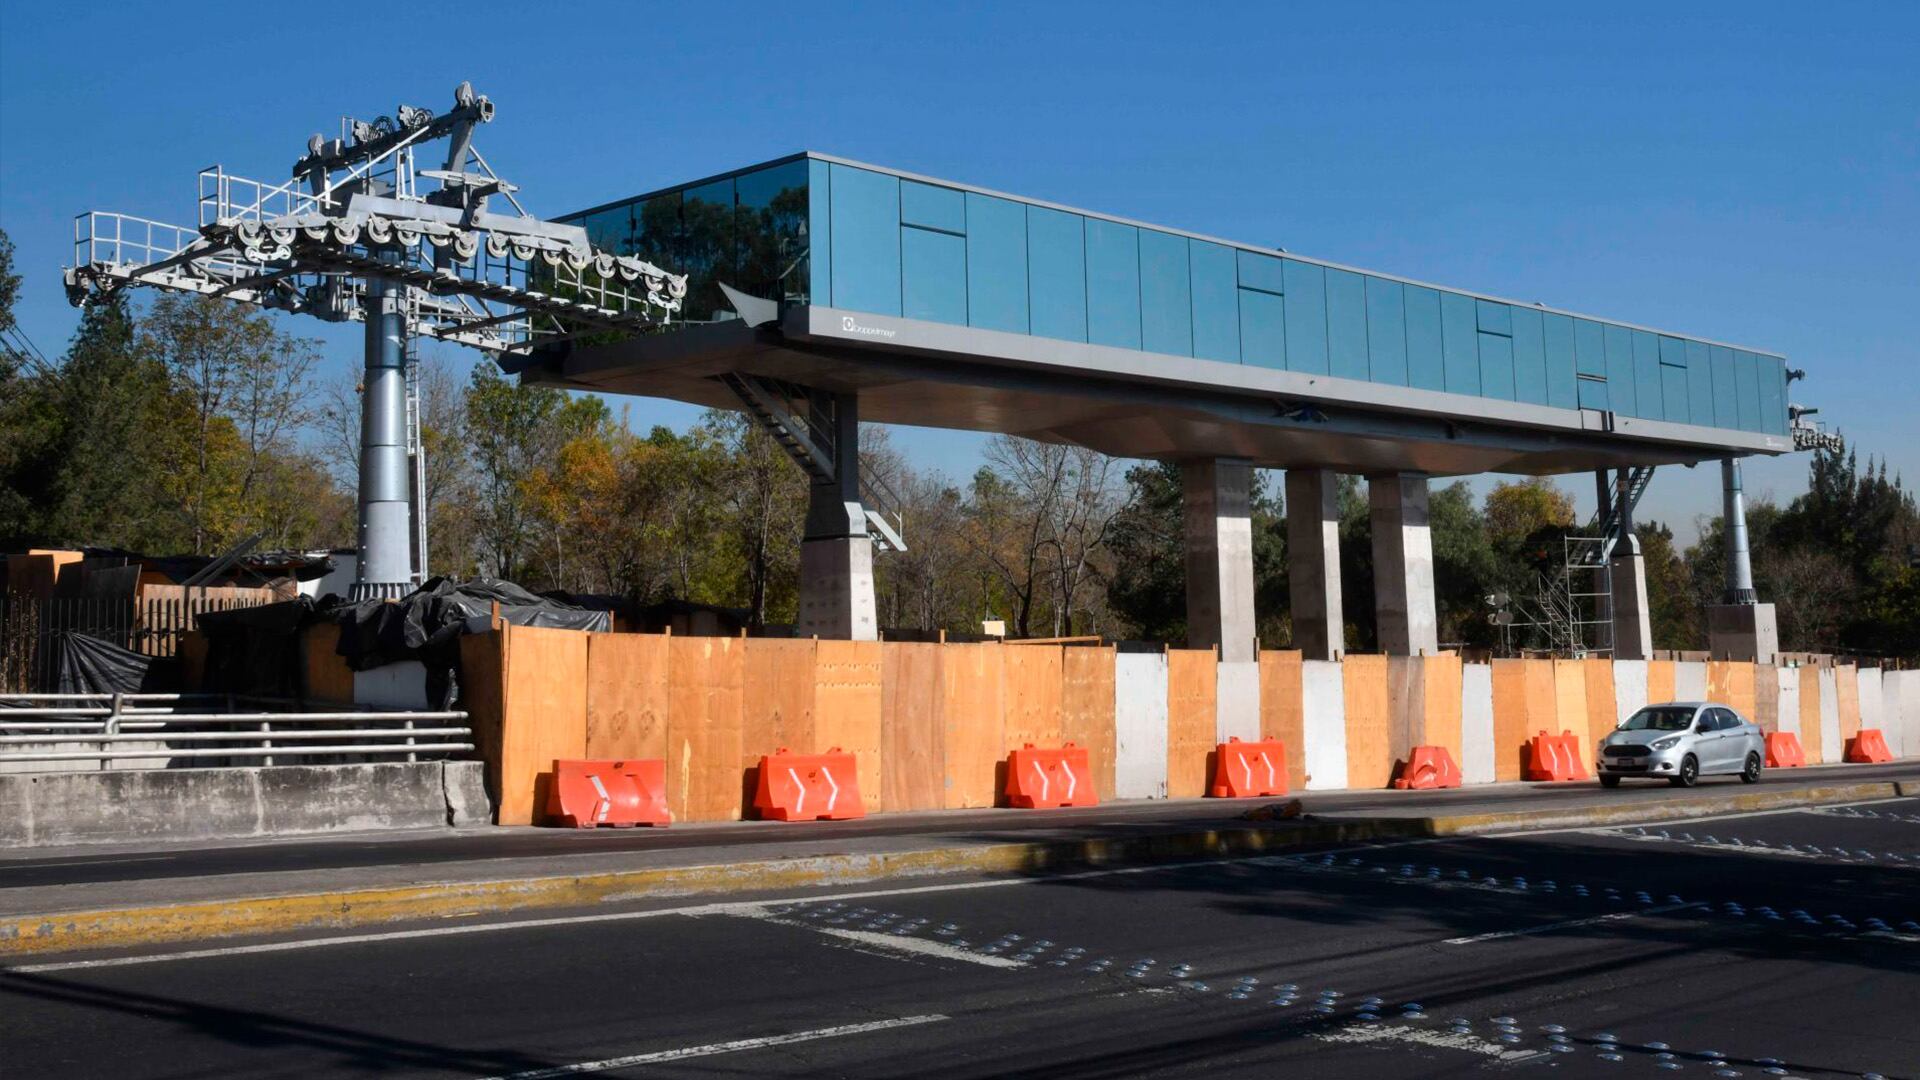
1705;709;1740;772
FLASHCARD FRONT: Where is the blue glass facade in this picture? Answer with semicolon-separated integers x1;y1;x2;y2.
565;153;1791;437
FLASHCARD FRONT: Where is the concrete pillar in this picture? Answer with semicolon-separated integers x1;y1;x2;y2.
795;392;877;640
1285;469;1343;660
1182;459;1256;663
1608;468;1653;660
1368;472;1439;656
1706;457;1778;662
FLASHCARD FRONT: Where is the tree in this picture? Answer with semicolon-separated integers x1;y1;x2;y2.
963;436;1121;638
465;365;600;580
1484;477;1575;545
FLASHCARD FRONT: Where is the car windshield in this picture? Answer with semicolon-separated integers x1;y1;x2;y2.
1620;706;1698;731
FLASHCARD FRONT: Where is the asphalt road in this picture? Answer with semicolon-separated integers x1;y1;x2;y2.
4;796;1917;1079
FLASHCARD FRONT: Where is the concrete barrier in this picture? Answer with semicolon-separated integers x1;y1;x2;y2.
0;761;490;848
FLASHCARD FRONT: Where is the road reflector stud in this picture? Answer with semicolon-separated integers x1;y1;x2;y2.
1004;743;1098;808
1208;737;1289;798
546;759;671;828
1390;745;1462;789
753;747;866;821
1844;729;1894;764
1764;731;1806;768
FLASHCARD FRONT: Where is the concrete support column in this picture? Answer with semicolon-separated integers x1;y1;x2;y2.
1706;456;1778;662
1368;472;1439;657
1608;468;1653;660
795;391;877;641
1181;458;1257;663
1285;469;1344;661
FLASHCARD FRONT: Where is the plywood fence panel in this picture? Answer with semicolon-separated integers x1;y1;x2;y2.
1582;659;1617;742
499;623;589;826
1002;645;1066;751
1552;659;1590;751
1612;660;1649;727
1385;657;1425;775
1891;671;1920;760
1165;648;1216;798
302;622;356;706
1776;667;1801;738
1523;660;1560;775
1675;661;1709;704
942;644;1004;809
1421;655;1464;769
1799;667;1824;762
1061;646;1117;799
1343;654;1392;790
585;632;669;762
1646;660;1676;705
1857;668;1886;752
1835;664;1860;741
667;635;745;823
1490;660;1530;782
741;638;816;760
1460;662;1495;785
1301;659;1348;790
458;630;507;819
880;642;945;812
1816;667;1841;764
1114;651;1169;799
1216;660;1260;743
1752;664;1779;734
1259;650;1307;791
815;640;884;814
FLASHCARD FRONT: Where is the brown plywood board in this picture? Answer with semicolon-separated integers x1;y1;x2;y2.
1835;665;1861;740
1061;646;1117;799
1001;645;1066;751
1800;670;1825;763
457;630;507;819
497;624;589;827
1166;648;1217;799
741;638;817;758
1707;661;1758;720
1646;660;1676;705
302;622;356;706
1490;660;1531;782
1552;660;1591;750
1259;650;1307;790
1583;658;1618;741
942;644;1005;809
881;642;945;812
1422;654;1464;767
1386;657;1425;770
815;639;884;814
1343;654;1392;789
666;635;746;823
1752;664;1779;732
584;633;670;762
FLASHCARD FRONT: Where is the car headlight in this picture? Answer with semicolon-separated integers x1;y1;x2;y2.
1651;736;1680;750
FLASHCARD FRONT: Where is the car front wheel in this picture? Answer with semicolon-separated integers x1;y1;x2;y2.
1670;754;1699;788
1599;775;1621;788
1741;752;1762;784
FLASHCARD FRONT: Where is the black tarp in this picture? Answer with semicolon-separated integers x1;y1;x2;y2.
194;597;320;698
43;630;169;694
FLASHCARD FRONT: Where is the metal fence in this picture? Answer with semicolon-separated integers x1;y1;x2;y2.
0;593;266;692
0;693;473;770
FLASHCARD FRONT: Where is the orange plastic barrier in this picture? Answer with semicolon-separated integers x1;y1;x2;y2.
1208;737;1289;798
753;747;866;821
1764;731;1806;768
1844;729;1894;764
1005;742;1098;808
1524;729;1590;782
1391;745;1462;790
546;759;671;828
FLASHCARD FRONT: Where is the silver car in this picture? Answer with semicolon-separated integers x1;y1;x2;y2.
1596;701;1765;788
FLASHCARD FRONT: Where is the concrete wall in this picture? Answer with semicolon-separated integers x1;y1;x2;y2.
0;761;490;848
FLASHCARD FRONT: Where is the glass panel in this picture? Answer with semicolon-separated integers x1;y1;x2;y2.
1758;354;1787;434
1658;335;1688;367
1364;276;1406;385
1685;341;1714;426
1710;345;1737;428
677;178;736;323
1027;206;1086;343
1441;291;1479;395
901;180;965;233
1190;241;1239;363
1661;362;1689;424
1325;268;1368;380
1478;332;1515;400
966;193;1028;333
1632;330;1663;420
808;158;832;307
1476;299;1512;336
1578;375;1609;411
828;164;901;317
1510;306;1547;405
1404;285;1444;392
902;227;966;324
1734;350;1762;431
1239;289;1285;369
734;159;810;306
1236;249;1285;295
1281;260;1328;374
1086;218;1141;350
1603;324;1637;416
1573;318;1607;377
1543;312;1577;409
1140;230;1192;357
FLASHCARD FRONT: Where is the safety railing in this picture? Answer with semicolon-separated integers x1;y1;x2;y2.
0;694;472;768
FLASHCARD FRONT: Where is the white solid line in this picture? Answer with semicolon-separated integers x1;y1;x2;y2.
469;1014;948;1079
731;911;1024;969
1442;902;1700;945
1312;1021;1540;1061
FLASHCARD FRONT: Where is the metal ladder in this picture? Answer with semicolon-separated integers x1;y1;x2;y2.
717;373;906;552
403;332;428;584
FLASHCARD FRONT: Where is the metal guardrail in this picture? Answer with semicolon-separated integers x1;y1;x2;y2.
0;694;473;768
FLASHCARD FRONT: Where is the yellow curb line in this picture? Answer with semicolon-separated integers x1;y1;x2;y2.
0;781;1903;958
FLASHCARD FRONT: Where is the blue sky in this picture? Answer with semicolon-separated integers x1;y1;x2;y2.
3;2;1914;544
